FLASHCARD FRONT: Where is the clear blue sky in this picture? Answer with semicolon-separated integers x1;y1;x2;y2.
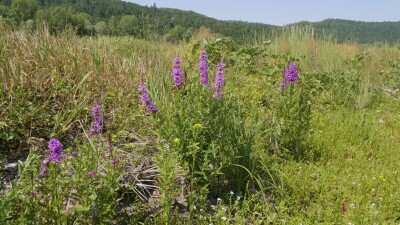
127;0;400;26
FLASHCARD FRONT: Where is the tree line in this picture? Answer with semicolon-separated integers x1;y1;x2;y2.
0;0;275;43
297;19;400;44
0;0;399;44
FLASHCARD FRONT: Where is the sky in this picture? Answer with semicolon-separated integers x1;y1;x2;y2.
127;0;400;26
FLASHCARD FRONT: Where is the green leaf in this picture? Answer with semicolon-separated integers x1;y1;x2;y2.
89;193;97;201
73;205;90;212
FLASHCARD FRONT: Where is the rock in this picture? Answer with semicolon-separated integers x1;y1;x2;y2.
4;163;18;172
383;88;399;96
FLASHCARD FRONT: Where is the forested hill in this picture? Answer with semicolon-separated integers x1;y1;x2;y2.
296;19;400;44
0;0;275;43
0;0;399;44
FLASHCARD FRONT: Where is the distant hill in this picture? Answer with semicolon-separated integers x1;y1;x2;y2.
295;19;400;44
0;0;399;44
0;0;275;43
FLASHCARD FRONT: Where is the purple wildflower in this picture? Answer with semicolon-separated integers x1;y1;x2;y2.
139;84;158;113
40;166;47;176
40;138;63;176
212;62;225;100
48;138;62;162
199;50;209;86
87;171;95;178
111;158;118;166
280;62;299;91
30;190;37;195
88;104;102;137
172;57;184;87
42;157;50;166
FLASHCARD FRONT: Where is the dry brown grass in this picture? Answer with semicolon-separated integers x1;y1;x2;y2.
0;30;176;160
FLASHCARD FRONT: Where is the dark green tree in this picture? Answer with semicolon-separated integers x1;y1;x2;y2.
11;0;38;23
118;14;138;35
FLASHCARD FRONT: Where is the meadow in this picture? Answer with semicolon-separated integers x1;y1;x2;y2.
1;26;400;224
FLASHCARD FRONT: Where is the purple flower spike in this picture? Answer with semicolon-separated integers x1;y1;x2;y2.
212;62;225;100
199;50;209;86
281;62;299;91
139;84;158;114
40;138;63;176
89;104;102;137
40;166;47;176
48;138;62;162
42;157;50;165
87;171;95;178
172;57;184;87
30;190;37;195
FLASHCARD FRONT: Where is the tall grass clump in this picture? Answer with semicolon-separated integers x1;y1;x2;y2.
0;29;173;162
149;51;257;222
268;61;311;158
0;30;175;223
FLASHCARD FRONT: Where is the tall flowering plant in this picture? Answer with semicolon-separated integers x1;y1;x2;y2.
172;57;184;87
199;50;209;86
272;61;311;157
40;138;63;175
139;83;158;114
212;62;225;100
89;104;102;137
280;62;299;91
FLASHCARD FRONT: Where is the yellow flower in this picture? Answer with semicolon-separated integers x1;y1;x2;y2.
174;138;181;144
193;123;203;129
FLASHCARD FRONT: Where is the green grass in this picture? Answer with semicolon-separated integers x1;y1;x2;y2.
277;106;400;223
1;28;400;224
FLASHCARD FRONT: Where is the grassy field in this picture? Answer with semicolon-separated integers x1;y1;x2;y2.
1;27;400;224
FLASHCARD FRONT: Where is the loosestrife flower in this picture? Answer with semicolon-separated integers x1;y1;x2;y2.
172;57;184;87
47;138;63;162
280;61;299;91
139;84;158;114
199;50;209;86
87;171;95;178
40;167;47;176
111;158;118;166
212;62;225;100
41;138;63;176
88;104;102;137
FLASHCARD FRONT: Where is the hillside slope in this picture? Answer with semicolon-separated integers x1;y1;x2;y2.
0;0;399;44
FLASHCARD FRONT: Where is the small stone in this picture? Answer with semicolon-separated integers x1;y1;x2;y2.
5;163;18;172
